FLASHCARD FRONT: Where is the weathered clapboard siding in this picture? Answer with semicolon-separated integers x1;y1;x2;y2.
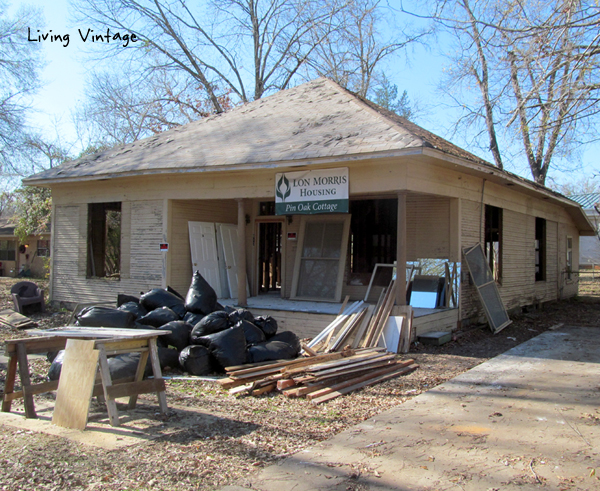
406;194;451;260
460;195;577;324
169;199;238;294
52;201;164;305
460;199;483;320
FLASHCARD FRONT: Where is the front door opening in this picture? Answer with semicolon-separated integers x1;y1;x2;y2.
258;222;282;293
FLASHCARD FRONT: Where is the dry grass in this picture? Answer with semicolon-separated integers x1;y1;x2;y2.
0;276;599;490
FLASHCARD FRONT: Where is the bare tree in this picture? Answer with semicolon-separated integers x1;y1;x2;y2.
417;0;600;185
75;68;231;147
73;0;345;112
308;0;428;98
0;1;44;179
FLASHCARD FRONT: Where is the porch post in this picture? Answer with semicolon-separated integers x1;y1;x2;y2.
237;198;248;306
396;192;407;306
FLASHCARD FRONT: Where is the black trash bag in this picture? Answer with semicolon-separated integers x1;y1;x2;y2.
140;288;186;317
228;308;255;325
47;350;60;363
75;306;136;328
167;285;185;300
137;307;179;328
179;345;213;375
269;331;301;356
196;326;247;371
185;271;217;315
235;320;266;346
158;346;181;370
247;340;298;364
48;350;65;381
118;301;148;319
253;315;278;338
222;305;236;314
107;353;147;380
183;311;204;326
159;321;193;351
117;293;139;307
214;302;225;312
190;311;231;343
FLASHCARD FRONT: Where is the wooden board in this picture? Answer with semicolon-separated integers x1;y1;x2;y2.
52;339;100;430
0;309;37;329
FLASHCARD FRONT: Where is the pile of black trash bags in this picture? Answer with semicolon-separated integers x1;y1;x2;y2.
48;271;301;381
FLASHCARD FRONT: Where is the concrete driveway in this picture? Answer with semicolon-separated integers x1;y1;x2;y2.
224;325;600;491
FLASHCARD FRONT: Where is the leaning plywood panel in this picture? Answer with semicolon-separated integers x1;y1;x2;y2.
52;339;99;430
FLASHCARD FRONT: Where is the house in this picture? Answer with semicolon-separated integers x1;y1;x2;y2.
568;193;600;269
23;78;596;337
0;215;51;278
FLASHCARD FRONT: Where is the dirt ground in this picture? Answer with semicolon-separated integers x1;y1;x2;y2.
1;275;599;491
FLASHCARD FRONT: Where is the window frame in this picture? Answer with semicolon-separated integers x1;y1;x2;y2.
535;217;546;282
37;239;50;258
87;202;122;279
0;240;16;261
291;214;351;302
484;205;503;283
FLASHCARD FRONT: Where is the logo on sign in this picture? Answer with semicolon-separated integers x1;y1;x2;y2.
276;174;291;201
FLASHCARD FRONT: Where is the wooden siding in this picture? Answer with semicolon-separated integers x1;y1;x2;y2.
52;201;164;305
169;199;238;294
460;196;570;324
406;194;451;260
48;156;586;317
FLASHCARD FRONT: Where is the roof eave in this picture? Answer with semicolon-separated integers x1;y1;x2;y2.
22;147;427;187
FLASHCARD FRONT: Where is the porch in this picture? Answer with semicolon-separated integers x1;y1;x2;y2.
219;296;458;340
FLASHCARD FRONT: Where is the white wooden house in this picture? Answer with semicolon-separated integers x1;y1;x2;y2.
24;78;595;337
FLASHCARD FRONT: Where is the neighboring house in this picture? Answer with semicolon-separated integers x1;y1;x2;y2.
24;78;596;337
0;215;51;278
569;193;600;269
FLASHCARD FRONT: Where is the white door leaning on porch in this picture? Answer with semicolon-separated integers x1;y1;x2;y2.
188;221;223;296
188;221;244;299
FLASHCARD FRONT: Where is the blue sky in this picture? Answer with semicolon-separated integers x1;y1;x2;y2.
12;0;598;188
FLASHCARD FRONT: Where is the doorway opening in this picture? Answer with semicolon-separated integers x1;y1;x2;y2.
258;222;282;293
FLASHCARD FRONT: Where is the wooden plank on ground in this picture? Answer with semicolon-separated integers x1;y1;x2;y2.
0;309;37;329
307;360;414;401
311;364;419;405
52;339;99;430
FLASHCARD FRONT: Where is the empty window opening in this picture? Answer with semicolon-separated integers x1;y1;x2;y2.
566;236;573;280
484;205;502;282
348;199;397;286
535;217;546;281
87;202;121;278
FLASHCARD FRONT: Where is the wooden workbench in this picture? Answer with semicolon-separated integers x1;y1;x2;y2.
2;327;169;429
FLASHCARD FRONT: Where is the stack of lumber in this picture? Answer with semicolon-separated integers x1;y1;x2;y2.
306;278;413;354
219;348;418;404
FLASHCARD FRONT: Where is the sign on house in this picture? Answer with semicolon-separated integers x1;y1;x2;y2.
275;168;349;215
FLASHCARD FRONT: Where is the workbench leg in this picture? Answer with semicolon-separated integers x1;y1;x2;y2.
128;349;149;410
148;338;168;414
97;345;120;427
1;355;18;413
16;343;36;418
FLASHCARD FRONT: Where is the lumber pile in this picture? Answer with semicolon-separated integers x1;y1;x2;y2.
219;347;418;404
306;278;413;354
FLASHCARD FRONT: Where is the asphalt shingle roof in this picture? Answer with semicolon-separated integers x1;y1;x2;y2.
25;78;492;184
